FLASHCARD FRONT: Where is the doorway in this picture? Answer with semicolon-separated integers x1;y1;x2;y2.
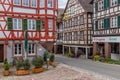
0;44;4;62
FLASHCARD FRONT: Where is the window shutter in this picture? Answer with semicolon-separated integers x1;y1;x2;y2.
118;0;120;5
22;19;27;31
107;0;110;9
104;0;110;10
118;15;120;27
106;18;110;29
36;20;41;31
95;21;98;30
104;18;110;29
7;18;13;30
104;19;107;29
95;2;98;12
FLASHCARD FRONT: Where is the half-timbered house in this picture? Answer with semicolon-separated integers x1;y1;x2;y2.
0;0;58;62
62;0;93;58
93;0;120;60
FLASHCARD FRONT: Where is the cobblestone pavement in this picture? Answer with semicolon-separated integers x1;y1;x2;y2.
0;63;107;80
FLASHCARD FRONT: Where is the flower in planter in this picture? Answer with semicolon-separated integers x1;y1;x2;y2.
50;54;55;62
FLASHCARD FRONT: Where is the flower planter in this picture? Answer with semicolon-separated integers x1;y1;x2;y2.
32;67;45;73
15;70;30;76
49;61;56;67
3;70;9;76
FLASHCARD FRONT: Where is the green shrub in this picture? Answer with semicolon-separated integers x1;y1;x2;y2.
4;59;9;70
32;56;44;68
16;60;24;70
50;54;55;62
94;55;100;61
23;59;31;70
103;58;120;65
67;51;73;58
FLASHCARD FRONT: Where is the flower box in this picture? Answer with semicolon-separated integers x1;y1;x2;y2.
15;70;30;76
32;67;45;73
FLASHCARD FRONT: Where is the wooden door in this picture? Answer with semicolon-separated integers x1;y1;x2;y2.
0;45;4;62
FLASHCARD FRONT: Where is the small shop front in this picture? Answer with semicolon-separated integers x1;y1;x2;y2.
93;36;120;60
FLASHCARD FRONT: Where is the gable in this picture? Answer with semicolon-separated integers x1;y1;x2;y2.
64;0;85;18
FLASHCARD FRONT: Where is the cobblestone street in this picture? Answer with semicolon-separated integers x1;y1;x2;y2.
0;63;108;80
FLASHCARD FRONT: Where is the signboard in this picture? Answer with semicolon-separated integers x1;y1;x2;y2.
93;36;120;42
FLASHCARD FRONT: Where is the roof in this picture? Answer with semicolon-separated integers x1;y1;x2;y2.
78;0;93;12
64;0;93;13
58;8;64;17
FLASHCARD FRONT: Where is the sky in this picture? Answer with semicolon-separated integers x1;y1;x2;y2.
58;0;68;8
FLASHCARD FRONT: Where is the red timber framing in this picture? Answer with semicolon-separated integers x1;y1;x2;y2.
0;0;58;44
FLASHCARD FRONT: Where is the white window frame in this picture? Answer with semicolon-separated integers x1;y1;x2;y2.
31;0;36;7
48;19;53;30
111;16;117;28
41;20;45;30
28;19;36;30
48;0;53;8
28;43;35;55
40;0;45;8
14;44;22;56
13;18;22;30
98;0;104;11
111;0;118;7
14;0;20;5
22;0;29;6
98;20;104;29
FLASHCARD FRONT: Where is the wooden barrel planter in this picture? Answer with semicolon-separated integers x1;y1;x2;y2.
32;67;45;73
15;70;30;76
49;61;56;67
3;70;9;76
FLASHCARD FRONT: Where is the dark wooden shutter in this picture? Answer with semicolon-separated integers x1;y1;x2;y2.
104;19;107;29
104;0;110;10
118;0;120;5
7;18;13;30
106;18;110;29
36;20;41;31
95;21;98;30
118;15;120;27
104;18;110;29
22;19;27;31
95;2;98;12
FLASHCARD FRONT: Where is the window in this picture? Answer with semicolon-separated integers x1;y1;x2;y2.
14;44;22;56
111;16;117;28
28;44;35;55
98;0;104;11
111;43;119;54
28;19;36;30
41;20;45;29
14;0;20;5
48;0;53;8
48;19;53;30
80;16;84;25
111;0;117;7
74;17;78;26
22;0;28;6
40;0;45;8
74;32;78;41
98;20;104;29
80;31;84;41
13;18;22;30
31;0;36;7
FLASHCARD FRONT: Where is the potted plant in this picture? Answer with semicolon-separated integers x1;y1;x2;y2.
15;59;30;75
3;59;10;76
49;54;55;67
32;56;45;73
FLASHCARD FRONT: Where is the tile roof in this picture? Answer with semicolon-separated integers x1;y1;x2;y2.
78;0;93;12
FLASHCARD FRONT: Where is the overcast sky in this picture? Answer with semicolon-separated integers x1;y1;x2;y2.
58;0;68;8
